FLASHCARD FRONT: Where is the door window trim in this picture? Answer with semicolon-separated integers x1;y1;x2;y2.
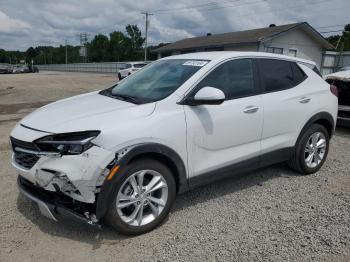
179;57;261;104
255;58;308;95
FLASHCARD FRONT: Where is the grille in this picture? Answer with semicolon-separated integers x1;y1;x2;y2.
10;137;40;169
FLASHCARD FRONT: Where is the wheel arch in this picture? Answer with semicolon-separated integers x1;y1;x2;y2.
95;143;188;219
297;112;335;145
118;143;188;194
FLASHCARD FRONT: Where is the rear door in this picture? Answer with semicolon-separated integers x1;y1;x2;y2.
257;58;316;156
184;58;263;183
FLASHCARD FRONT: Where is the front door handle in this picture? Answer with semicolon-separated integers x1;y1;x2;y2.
299;97;311;104
243;106;259;114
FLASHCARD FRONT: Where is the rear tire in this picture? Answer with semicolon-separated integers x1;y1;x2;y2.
288;124;329;174
105;159;176;235
118;73;122;80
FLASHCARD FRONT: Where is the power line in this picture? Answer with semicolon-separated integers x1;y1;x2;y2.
316;24;347;29
152;0;332;16
154;0;264;14
151;0;240;13
319;29;345;34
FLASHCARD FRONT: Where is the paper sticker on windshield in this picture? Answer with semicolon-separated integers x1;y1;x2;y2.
183;60;208;67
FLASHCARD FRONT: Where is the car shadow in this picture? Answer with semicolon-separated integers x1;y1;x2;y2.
16;163;299;248
335;126;350;136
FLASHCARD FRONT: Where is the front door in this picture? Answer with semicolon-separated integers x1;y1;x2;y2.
184;58;263;185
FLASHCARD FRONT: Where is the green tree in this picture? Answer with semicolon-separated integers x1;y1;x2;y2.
326;24;350;51
89;34;110;62
125;24;145;60
25;47;39;63
109;31;128;61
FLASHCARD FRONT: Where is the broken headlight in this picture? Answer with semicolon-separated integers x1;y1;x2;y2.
35;130;101;155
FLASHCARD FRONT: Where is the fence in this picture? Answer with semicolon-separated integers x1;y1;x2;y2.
36;62;132;73
37;53;350;76
321;51;350;75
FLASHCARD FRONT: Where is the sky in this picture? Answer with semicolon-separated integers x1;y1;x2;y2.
0;0;349;51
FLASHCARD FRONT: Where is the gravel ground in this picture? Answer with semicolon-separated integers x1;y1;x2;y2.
1;71;350;261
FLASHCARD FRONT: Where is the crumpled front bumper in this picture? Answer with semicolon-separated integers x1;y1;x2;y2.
11;143;115;204
17;176;101;227
10;124;116;204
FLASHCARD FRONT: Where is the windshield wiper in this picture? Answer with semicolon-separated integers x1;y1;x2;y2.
111;93;140;104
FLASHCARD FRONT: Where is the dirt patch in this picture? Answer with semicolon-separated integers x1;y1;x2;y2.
0;101;52;114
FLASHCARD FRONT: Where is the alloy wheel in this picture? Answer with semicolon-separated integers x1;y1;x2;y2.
304;131;327;168
116;169;168;226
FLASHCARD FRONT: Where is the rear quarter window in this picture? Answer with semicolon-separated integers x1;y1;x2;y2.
258;59;308;93
291;63;307;85
257;59;294;92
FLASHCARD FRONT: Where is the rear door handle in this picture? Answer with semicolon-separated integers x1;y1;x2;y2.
243;106;259;114
299;97;311;104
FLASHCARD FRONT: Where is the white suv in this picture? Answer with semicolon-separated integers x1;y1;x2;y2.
117;62;148;80
10;52;338;235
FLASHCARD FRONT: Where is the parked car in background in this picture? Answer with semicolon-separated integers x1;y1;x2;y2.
117;62;149;80
326;70;350;127
0;63;13;74
12;65;39;73
12;65;30;73
11;52;337;235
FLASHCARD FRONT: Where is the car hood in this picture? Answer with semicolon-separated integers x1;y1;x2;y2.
21;91;156;133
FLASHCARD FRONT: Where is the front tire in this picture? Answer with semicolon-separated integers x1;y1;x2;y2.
105;159;176;235
288;124;329;174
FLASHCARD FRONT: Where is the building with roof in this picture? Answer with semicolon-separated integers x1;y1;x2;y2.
153;22;333;68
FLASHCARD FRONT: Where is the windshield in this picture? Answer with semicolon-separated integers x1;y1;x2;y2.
110;59;208;104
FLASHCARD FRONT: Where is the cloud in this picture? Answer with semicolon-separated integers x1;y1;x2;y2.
0;0;349;50
0;10;31;35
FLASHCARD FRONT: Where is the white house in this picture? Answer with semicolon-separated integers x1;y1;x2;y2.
153;22;334;69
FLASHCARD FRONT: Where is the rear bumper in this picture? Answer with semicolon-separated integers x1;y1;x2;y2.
338;105;350;127
17;176;101;228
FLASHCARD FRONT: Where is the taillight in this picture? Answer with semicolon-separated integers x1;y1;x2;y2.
330;84;338;97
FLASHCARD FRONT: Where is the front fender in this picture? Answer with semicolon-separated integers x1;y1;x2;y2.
95;143;188;219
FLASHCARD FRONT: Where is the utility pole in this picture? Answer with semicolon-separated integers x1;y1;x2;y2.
141;11;153;61
65;40;68;64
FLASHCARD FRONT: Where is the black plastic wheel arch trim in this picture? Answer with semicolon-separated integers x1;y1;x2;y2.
297;112;335;141
95;143;188;219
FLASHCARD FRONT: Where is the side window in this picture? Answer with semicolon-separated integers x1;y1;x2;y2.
291;62;307;84
196;59;255;100
258;59;294;92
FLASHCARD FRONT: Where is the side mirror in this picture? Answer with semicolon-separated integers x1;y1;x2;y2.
185;86;225;106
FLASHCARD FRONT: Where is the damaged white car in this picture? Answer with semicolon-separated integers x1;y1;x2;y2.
11;52;337;235
325;69;350;127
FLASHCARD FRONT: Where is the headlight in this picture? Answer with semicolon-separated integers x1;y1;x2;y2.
34;131;100;155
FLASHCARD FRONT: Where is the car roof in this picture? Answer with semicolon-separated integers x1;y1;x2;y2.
161;51;316;66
